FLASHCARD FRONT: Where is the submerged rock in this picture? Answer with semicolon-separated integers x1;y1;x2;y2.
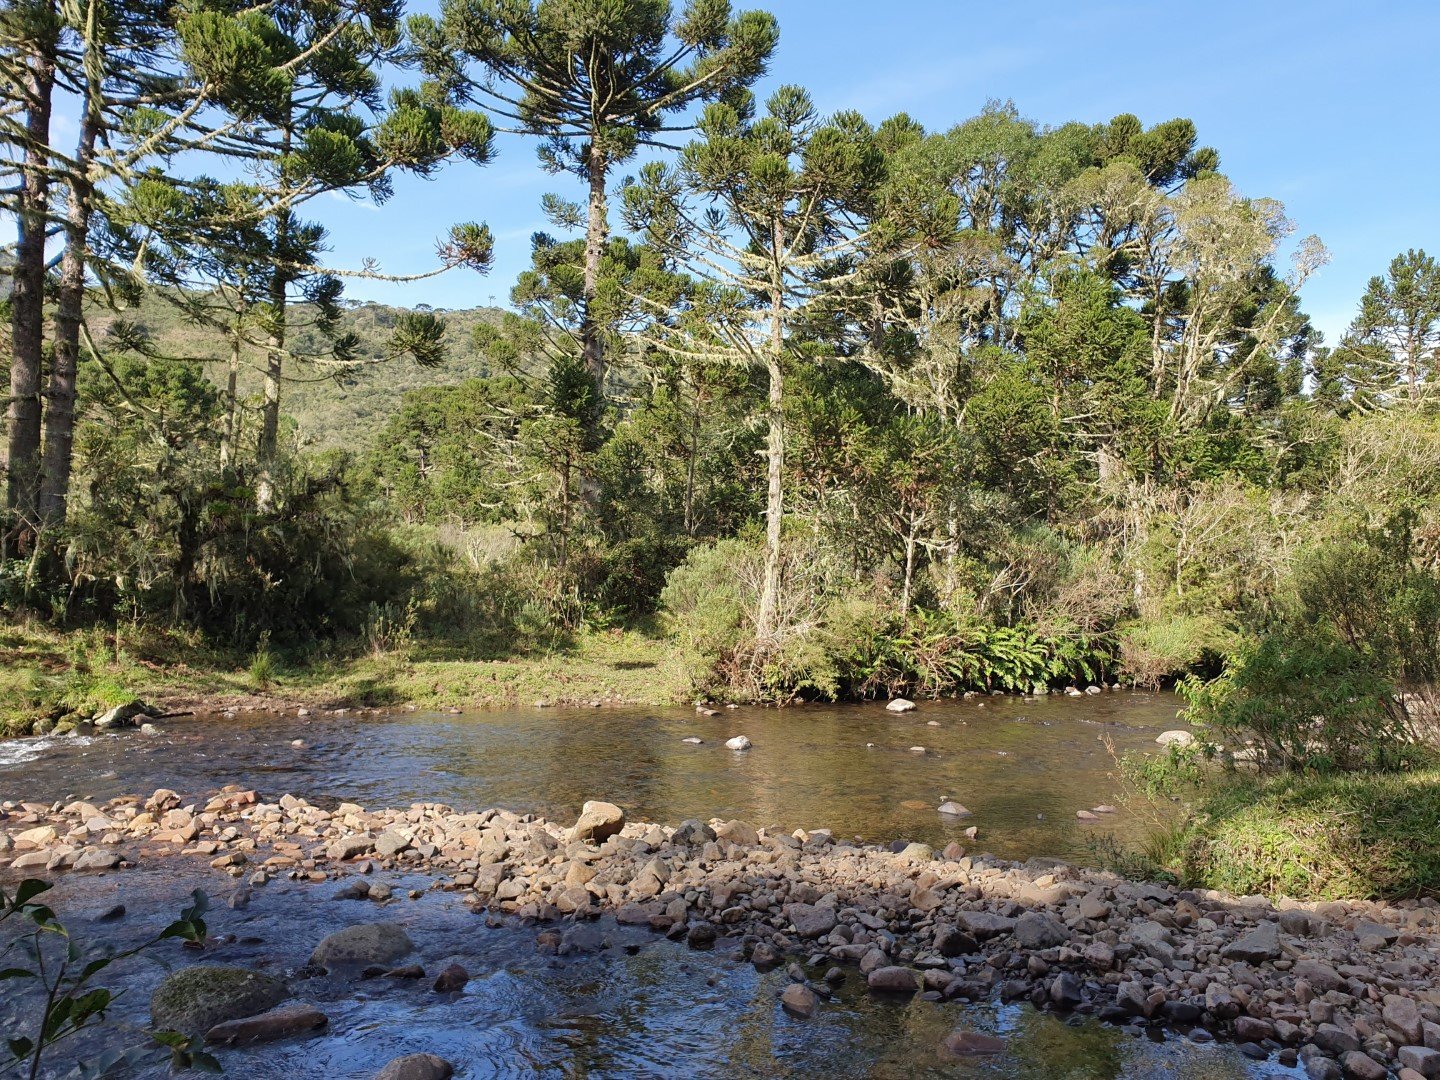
373;1053;454;1080
310;923;414;970
150;965;289;1035
205;1003;327;1045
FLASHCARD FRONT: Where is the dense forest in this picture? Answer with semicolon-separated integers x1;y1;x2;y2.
2;0;1437;780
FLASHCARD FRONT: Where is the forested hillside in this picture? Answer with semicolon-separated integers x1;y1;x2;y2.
84;293;509;450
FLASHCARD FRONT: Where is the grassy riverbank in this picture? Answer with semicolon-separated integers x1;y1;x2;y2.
1125;767;1440;902
0;623;692;736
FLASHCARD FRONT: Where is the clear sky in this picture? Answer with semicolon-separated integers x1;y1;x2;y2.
301;1;1440;343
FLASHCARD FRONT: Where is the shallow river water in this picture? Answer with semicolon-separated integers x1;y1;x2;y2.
0;694;1301;1079
2;691;1189;862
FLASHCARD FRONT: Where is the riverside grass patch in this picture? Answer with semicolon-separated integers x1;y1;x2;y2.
1175;769;1440;901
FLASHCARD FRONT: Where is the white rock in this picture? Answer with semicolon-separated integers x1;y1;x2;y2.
886;698;917;713
1155;730;1196;748
725;735;752;751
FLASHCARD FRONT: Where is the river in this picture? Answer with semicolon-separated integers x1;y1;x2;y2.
1;693;1303;1078
1;691;1188;862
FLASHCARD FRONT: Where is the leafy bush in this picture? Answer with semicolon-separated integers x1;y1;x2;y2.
1182;518;1440;770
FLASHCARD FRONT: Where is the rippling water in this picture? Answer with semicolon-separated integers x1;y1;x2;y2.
0;692;1186;862
0;865;1296;1080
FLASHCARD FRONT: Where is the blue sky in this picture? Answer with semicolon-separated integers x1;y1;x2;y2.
307;1;1440;343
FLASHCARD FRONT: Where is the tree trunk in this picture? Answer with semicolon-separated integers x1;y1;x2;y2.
900;525;917;616
5;38;56;551
581;142;609;398
755;218;787;644
39;106;101;526
220;327;240;469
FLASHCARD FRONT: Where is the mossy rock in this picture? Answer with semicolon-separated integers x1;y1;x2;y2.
310;923;414;970
150;965;288;1035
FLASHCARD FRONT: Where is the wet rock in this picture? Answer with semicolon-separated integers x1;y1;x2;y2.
1049;972;1083;1009
1221;920;1280;964
310;924;414;970
204;1003;327;1045
937;801;970;817
886;699;917;713
151;966;289;1036
570;801;626;843
95;700;156;729
940;1030;1007;1058
373;1053;454;1080
780;983;817;1017
73;848;122;871
432;964;469;993
724;735;753;750
750;942;782;971
867;966;919;993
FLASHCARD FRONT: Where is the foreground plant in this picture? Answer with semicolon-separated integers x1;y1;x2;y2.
0;879;215;1078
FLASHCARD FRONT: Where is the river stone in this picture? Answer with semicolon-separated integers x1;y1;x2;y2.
1385;994;1425;1045
725;735;753;750
934;925;979;957
1398;1047;1440;1078
1013;911;1071;949
1294;959;1347;993
867;966;920;993
956;911;1016;939
374;830;411;857
205;1003;327;1045
940;1030;1007;1058
886;698;917;713
151;966;289;1035
570;801;626;842
95;700;154;729
1340;1051;1388;1080
715;820;759;846
1155;729;1196;748
783;902;838;939
937;801;971;817
1221;920;1280;964
310;923;414;969
780;983;817;1018
73;848;122;871
373;1053;454;1080
1049;972;1083;1009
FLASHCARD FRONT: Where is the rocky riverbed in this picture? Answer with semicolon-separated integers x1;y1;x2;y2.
3;787;1438;1079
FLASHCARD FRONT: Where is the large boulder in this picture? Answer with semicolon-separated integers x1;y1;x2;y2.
310;924;414;970
783;902;838;939
151;966;288;1035
94;700;158;729
1220;920;1280;965
570;801;626;843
